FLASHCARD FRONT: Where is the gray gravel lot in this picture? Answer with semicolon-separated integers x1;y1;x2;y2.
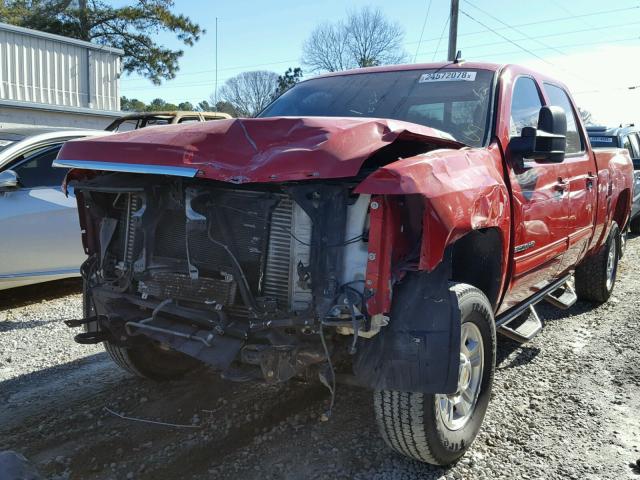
1;240;639;479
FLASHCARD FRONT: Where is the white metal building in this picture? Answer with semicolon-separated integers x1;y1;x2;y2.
0;22;123;129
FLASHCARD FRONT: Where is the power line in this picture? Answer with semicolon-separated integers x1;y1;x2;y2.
432;16;450;61
414;0;433;62
547;0;596;29
459;7;640;94
462;0;566;57
408;5;639;46
459;9;553;65
122;32;640;93
415;20;640;58
468;34;640;60
122;6;640;84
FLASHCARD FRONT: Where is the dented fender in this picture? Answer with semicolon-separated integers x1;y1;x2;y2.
357;146;511;314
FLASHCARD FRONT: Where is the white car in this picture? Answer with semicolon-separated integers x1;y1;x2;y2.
0;127;109;290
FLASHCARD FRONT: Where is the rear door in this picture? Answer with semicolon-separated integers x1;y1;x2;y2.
543;83;598;272
0;144;85;280
501;76;569;310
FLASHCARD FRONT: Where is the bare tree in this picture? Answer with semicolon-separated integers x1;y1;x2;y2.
217;71;279;117
346;7;406;67
302;22;353;72
579;107;595;125
302;7;407;72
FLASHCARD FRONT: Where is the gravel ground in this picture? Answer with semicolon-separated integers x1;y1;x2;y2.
1;240;639;480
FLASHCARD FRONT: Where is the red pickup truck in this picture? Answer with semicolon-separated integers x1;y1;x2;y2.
55;62;633;466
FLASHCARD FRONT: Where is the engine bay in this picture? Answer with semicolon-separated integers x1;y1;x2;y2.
74;173;378;383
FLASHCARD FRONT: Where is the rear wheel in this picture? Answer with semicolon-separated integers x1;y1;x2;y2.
630;216;640;234
575;222;620;303
83;280;200;380
373;283;496;465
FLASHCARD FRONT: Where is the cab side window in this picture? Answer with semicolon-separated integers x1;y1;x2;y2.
544;83;584;154
13;145;65;188
510;77;543;137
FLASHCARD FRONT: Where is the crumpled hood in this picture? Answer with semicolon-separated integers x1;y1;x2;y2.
57;116;463;183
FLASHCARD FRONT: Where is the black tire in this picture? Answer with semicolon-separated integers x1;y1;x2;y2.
373;283;496;466
83;280;200;380
575;222;620;303
630;216;640;234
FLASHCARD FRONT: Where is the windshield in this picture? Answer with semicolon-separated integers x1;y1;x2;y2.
260;68;495;147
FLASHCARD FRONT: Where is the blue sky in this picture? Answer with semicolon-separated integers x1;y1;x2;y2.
119;0;640;124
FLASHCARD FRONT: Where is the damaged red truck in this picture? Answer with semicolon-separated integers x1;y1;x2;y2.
55;62;633;465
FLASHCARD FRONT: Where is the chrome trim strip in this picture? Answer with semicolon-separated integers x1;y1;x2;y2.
0;268;80;279
52;160;199;178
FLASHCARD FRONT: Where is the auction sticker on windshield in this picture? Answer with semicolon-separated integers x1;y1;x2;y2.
419;71;477;83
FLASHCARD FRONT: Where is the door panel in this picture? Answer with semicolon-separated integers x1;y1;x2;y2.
559;155;596;270
0;142;85;283
543;82;597;271
0;186;84;278
501;159;568;311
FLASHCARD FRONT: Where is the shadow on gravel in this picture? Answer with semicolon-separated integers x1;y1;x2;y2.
0;278;81;310
496;338;540;370
0;319;55;332
0;352;111;402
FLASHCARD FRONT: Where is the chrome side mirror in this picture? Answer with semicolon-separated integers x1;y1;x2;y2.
0;170;19;189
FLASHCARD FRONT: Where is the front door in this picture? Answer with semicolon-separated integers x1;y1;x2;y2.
0;145;85;283
500;76;569;312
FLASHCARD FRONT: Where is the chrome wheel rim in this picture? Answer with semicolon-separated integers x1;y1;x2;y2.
435;322;484;431
606;238;617;291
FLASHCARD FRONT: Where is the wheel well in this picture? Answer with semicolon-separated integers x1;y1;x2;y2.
450;228;503;308
613;188;630;230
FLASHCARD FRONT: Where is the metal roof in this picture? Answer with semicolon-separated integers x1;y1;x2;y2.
0;22;124;55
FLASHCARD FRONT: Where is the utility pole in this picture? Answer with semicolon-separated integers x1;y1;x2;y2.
214;17;218;109
447;0;459;62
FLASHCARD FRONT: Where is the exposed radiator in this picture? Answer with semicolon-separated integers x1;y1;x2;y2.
126;188;313;313
262;196;312;311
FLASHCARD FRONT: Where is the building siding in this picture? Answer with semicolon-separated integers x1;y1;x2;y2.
0;22;122;111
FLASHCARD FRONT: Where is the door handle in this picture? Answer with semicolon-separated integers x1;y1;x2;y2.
555;179;569;192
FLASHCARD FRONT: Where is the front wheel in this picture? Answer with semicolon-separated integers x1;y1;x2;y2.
373;283;496;465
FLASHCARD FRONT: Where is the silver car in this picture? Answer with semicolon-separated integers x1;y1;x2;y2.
0;127;109;290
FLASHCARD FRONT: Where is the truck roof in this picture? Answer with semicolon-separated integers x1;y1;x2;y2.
311;61;570;91
315;62;503;80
